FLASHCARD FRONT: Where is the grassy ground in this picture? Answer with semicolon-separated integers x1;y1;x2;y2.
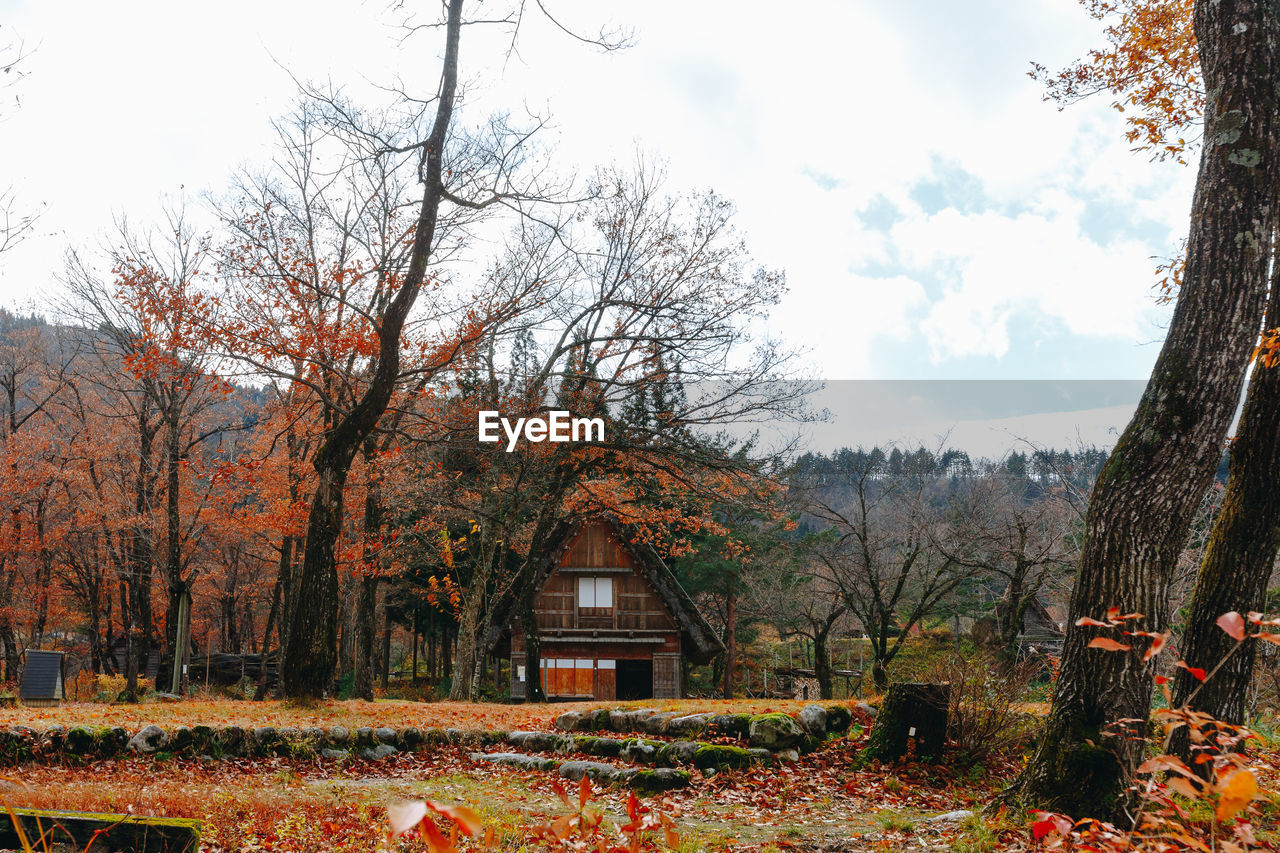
3;696;1278;851
0;697;824;733
0;730;1007;852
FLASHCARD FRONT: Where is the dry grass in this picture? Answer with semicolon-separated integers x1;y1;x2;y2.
0;697;823;733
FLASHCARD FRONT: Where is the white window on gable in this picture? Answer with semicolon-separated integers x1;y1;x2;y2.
577;576;614;610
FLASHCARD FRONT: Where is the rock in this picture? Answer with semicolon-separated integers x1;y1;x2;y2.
0;727;35;762
664;713;713;737
168;726;194;754
278;726;301;744
252;726;281;753
691;744;754;771
399;727;424;750
471;752;559;771
358;743;397;761
854;701;878;719
374;727;398;745
607;708;656;732
656;741;700;767
619;738;661;764
320;748;352;760
106;727;130;756
798;705;829;738
191;725;216;754
301;726;326;745
746;748;774;765
38;725;67;751
707;714;751;738
66;726;96;755
799;734;825;754
926;810;974;824
554;711;583;732
628;768;691;793
558;760;622;784
775;748;800;762
588;708;612;731
747;713;805;750
153;692;182;703
215;725;248;757
128;724;169;754
327;726;350;747
507;730;564;752
824;704;854;733
572;735;623;758
355;727;376;747
642;711;679;736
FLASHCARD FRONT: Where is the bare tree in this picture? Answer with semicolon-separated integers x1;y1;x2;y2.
941;472;1076;657
794;447;979;690
0;27;39;258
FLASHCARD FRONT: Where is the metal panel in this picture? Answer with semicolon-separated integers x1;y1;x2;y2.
510;652;526;700
652;653;680;699
19;650;64;702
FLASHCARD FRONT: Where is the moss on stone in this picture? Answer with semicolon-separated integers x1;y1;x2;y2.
65;726;96;755
707;713;752;738
628;769;690;794
824;704;854;733
691;744;753;771
582;735;623;757
798;734;823;754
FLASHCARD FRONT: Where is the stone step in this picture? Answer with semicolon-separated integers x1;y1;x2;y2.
507;729;781;768
553;704;869;750
469;752;690;792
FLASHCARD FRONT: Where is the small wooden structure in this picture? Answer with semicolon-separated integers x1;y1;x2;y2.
775;667;864;700
499;518;724;701
18;650;65;707
1;808;201;853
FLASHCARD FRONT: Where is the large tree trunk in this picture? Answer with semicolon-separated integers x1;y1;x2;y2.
281;0;464;699
814;624;834;700
125;404;157;701
354;574;379;700
163;412;186;666
354;459;382;701
1000;0;1280;819
1171;273;1280;751
722;591;737;699
448;527;497;701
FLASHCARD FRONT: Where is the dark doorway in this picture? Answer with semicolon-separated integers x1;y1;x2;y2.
616;658;653;700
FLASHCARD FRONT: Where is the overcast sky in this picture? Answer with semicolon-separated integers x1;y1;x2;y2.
0;0;1191;387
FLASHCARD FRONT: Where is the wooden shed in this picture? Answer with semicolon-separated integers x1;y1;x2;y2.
18;650;65;706
503;519;723;701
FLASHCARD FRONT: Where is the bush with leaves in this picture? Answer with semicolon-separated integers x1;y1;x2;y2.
1030;608;1279;851
924;650;1040;768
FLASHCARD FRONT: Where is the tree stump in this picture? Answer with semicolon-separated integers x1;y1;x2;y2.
861;682;950;763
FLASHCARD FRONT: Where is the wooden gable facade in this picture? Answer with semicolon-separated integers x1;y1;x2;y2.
507;519;723;702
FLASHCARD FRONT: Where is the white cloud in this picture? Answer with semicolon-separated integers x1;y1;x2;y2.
895;203;1163;362
0;0;1188;380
